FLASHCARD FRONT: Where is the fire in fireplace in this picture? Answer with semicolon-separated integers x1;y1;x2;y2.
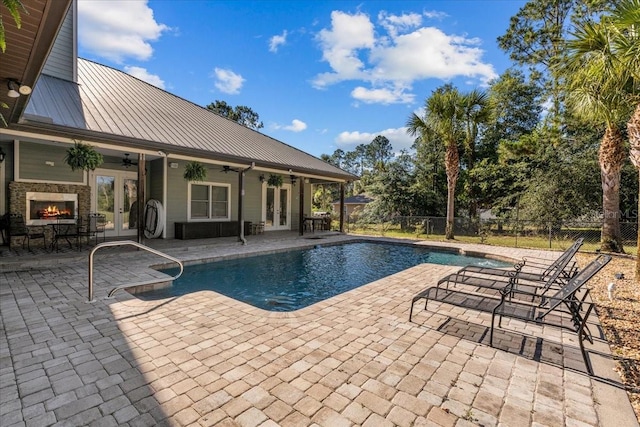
26;192;78;225
37;205;73;219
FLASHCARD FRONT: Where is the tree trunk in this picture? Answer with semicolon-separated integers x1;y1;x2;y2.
627;104;640;278
599;126;626;252
445;141;459;239
628;104;640;168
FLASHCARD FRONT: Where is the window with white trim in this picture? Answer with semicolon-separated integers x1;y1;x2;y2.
188;182;230;220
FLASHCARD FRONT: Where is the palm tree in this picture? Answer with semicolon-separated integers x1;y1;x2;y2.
562;2;638;253
460;89;490;220
407;85;463;239
603;0;640;275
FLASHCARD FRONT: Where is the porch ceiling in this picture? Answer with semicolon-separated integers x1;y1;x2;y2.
0;0;72;124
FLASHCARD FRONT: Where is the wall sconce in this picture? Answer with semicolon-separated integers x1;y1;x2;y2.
259;174;265;183
6;79;32;98
0;147;5;162
290;175;297;185
304;178;310;184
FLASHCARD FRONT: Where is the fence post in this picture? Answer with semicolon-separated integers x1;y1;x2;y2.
549;222;552;249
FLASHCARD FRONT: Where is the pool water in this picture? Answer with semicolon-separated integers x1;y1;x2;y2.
139;242;510;311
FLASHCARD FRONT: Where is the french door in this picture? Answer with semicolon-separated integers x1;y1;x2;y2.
263;184;291;231
91;169;139;237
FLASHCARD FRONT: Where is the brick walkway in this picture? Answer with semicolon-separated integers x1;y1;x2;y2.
0;234;637;426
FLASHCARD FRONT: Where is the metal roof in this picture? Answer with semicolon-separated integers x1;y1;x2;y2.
334;195;374;204
22;58;357;181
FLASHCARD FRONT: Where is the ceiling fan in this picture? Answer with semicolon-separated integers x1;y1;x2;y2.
121;153;138;168
220;165;239;173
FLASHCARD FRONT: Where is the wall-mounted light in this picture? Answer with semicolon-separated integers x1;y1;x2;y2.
290;175;297;185
6;79;32;98
0;147;5;162
259;174;265;183
169;162;179;169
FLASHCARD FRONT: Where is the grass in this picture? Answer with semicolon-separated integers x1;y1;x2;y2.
343;224;638;256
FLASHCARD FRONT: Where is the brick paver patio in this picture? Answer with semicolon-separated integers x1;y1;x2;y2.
1;234;637;426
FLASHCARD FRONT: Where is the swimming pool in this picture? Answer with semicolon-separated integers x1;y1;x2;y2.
139;242;510;311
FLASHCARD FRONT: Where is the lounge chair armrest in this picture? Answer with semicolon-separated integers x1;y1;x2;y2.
522;255;566;266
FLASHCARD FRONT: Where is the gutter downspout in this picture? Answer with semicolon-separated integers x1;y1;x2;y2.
238;162;255;245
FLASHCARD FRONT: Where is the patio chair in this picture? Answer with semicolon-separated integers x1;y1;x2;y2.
409;255;611;375
7;213;47;251
78;213;106;246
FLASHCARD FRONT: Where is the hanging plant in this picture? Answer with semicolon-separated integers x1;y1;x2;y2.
64;141;103;171
267;174;283;187
184;161;207;181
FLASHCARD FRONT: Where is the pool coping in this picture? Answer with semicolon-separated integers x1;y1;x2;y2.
121;237;519;308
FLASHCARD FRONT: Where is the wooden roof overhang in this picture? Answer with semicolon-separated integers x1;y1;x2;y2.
0;0;72;124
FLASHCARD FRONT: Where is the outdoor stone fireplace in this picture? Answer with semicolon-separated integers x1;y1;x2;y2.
26;192;78;225
9;181;91;227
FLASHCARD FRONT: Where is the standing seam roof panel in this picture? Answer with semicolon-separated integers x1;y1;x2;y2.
24;58;357;179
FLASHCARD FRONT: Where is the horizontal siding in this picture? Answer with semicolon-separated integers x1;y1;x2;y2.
41;7;74;81
19;141;83;182
165;161;187;239
149;159;164;202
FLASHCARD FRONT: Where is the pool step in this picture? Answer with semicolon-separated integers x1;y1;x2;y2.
110;278;174;297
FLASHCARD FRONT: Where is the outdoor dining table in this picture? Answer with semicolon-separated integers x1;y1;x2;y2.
49;218;80;251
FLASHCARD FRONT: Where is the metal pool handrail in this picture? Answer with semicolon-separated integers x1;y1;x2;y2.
88;240;184;302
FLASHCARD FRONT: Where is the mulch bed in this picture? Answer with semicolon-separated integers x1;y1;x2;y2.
577;253;640;422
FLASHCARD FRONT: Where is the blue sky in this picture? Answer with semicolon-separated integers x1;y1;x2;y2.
77;0;527;158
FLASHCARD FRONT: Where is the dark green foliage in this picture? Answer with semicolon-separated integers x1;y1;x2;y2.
267;174;283;187
64;142;103;171
206;100;264;130
183;161;207;182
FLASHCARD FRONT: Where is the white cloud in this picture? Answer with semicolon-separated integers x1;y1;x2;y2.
335;127;415;153
351;86;414;105
378;11;422;38
423;10;448;20
313;11;375;88
369;28;497;84
78;0;169;63
313;10;496;104
123;66;165;89
273;119;307;132
269;30;288;52
212;68;245;94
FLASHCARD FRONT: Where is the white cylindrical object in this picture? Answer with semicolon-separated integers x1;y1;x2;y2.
607;282;616;300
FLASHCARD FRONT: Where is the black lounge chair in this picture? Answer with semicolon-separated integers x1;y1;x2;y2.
457;238;583;286
409;255;611;375
435;239;584;303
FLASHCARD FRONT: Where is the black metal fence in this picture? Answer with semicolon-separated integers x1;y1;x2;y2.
344;215;638;254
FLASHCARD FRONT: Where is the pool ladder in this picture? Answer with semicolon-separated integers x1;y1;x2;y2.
88;240;184;302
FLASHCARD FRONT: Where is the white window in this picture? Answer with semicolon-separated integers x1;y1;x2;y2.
188;182;230;220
